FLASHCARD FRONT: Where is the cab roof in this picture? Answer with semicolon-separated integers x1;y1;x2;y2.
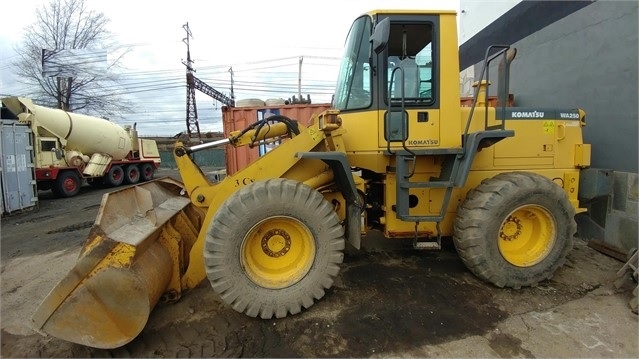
365;9;457;16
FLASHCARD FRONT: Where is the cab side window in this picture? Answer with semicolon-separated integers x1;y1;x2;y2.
386;23;434;105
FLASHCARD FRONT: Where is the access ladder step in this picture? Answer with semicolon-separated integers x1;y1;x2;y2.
398;214;445;222
399;181;453;189
413;241;441;250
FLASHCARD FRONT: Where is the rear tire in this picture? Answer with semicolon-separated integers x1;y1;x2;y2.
52;170;81;198
124;165;141;185
139;163;155;182
204;178;345;319
453;172;575;288
105;165;124;187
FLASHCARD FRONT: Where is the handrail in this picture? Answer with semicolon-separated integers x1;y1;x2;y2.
460;45;511;159
388;66;417;177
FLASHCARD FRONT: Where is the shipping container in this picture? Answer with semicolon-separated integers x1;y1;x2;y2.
222;103;332;175
1;120;38;215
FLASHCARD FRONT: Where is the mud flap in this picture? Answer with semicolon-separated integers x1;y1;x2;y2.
31;177;203;349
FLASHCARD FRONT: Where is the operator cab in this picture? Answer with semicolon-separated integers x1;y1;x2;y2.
333;14;436;112
332;10;461;155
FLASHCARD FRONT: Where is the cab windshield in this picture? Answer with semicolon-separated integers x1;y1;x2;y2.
332;16;372;111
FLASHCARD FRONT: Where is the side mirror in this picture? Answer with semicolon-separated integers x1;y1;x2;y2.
52;148;63;160
371;17;390;54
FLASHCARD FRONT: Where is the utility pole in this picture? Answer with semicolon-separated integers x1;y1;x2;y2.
228;67;235;103
298;56;303;100
182;22;201;142
182;23;235;142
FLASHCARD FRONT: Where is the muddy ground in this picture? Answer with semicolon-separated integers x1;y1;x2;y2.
1;167;637;358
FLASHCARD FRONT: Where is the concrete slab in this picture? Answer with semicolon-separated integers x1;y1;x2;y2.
374;288;637;358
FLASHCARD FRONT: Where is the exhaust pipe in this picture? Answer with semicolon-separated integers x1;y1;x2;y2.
497;48;517;108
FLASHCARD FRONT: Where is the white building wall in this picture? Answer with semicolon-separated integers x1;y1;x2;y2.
458;1;519;96
459;0;520;44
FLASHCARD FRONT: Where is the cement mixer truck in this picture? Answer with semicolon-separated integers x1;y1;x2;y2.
1;97;161;198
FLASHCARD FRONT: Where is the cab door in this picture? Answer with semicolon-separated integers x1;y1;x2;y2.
37;137;61;167
377;17;441;151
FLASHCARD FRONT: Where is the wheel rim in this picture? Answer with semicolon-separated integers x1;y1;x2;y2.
113;168;122;181
241;216;316;289
63;177;77;193
498;205;556;267
129;168;139;181
143;166;153;179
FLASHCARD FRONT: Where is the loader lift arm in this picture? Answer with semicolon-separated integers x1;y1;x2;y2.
175;111;362;248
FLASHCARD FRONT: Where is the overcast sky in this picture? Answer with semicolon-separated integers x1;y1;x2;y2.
0;0;459;137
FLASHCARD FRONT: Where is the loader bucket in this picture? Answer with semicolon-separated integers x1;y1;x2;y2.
31;177;203;349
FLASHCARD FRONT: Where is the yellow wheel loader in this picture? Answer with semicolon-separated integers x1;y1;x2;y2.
32;9;591;349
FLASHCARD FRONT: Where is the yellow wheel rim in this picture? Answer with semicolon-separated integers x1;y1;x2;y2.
498;205;556;267
241;216;316;289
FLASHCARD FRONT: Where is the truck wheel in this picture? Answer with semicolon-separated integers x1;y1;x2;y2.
453;172;575;289
52;171;81;198
139;163;155;182
124;165;140;184
105;165;124;187
204;178;345;319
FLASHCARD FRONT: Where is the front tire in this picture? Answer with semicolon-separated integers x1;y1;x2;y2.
453;172;576;288
204;178;345;319
52;170;81;198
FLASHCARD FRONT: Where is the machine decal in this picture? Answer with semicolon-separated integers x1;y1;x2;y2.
559;112;580;119
512;110;545;118
505;108;581;120
543;121;555;134
234;177;255;187
407;139;439;146
308;128;319;141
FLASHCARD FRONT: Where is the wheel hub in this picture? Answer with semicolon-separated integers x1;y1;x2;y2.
261;229;292;258
500;216;522;241
241;216;316;289
63;178;76;192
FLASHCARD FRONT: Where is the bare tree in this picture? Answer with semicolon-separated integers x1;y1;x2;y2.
11;0;129;116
